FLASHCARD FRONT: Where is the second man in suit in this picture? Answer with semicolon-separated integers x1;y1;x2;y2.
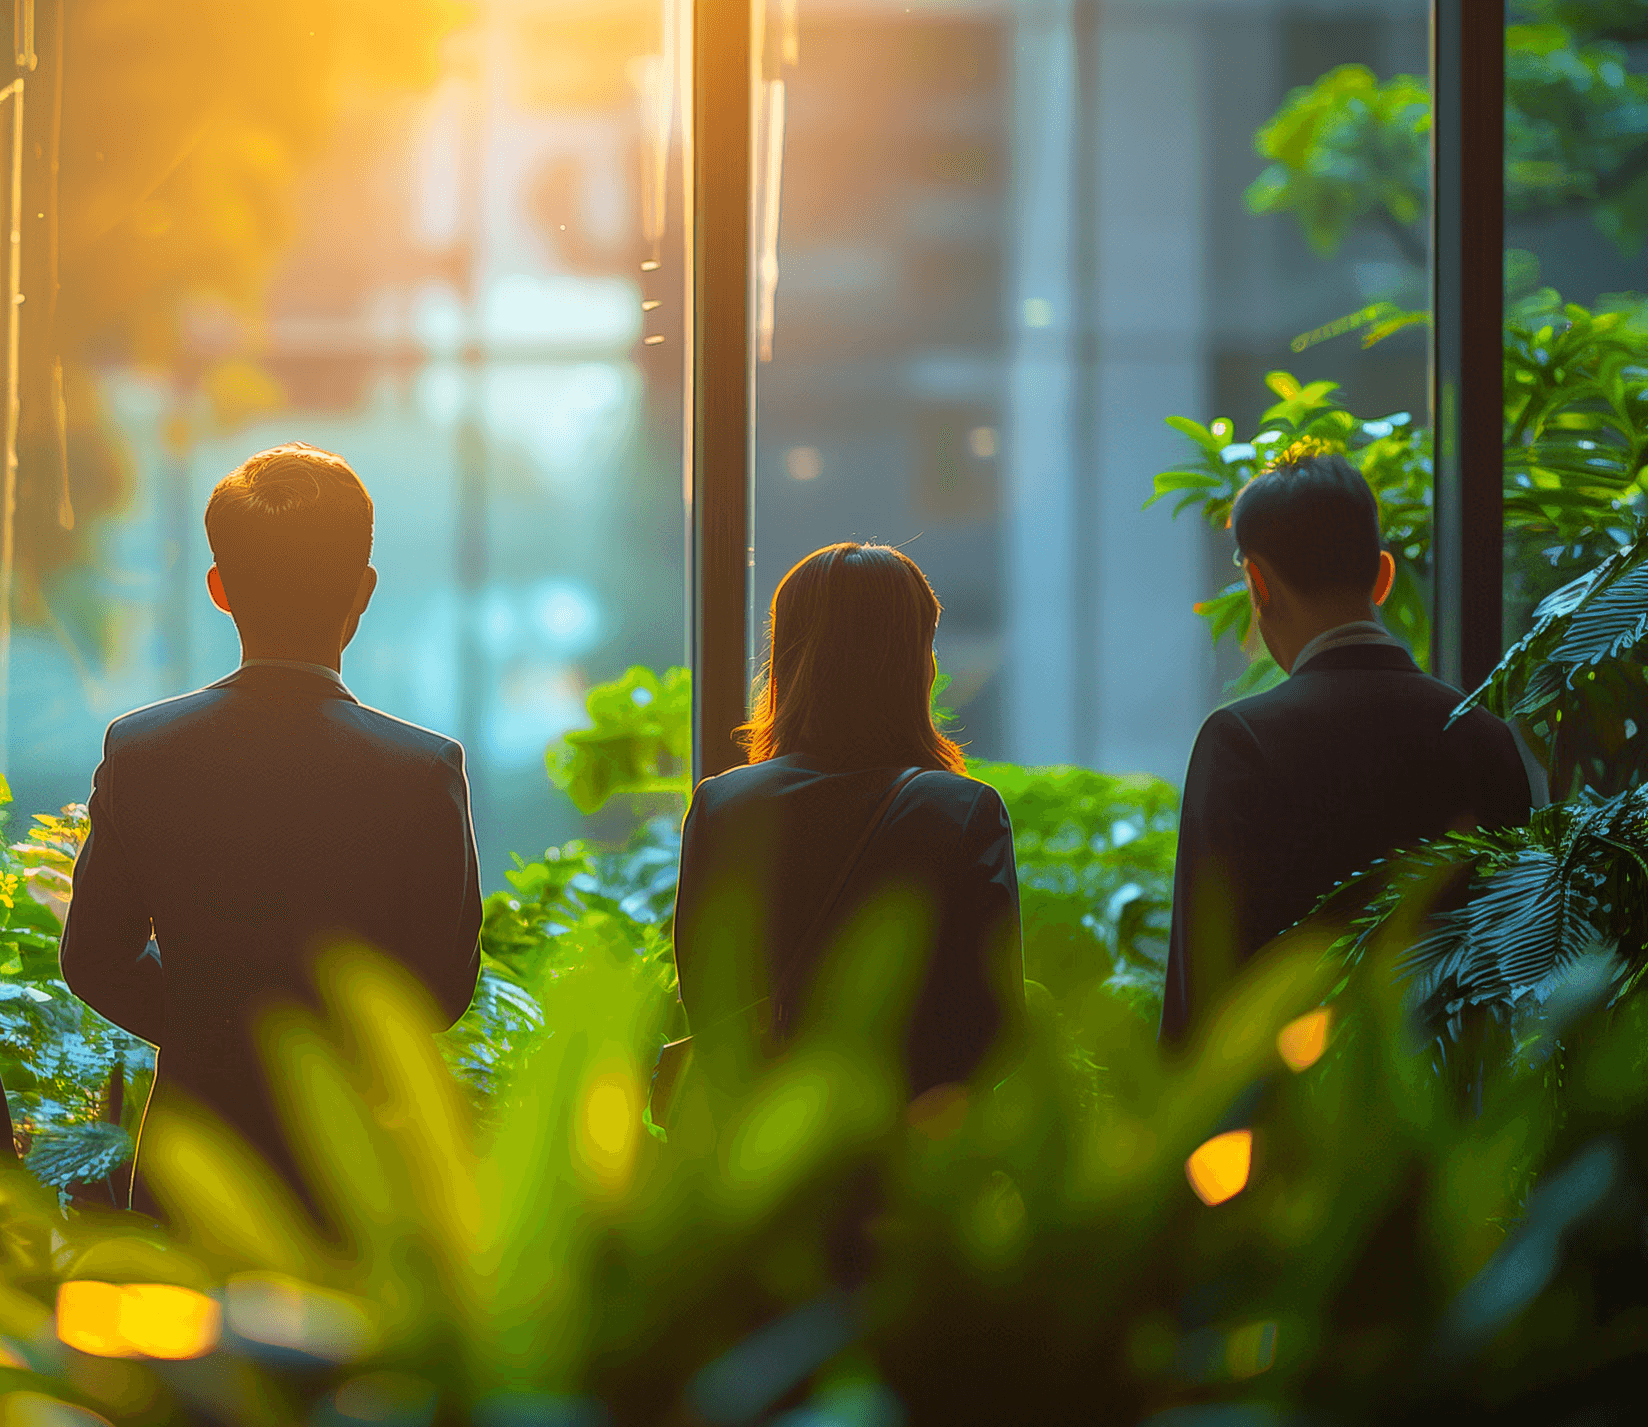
1161;448;1531;1046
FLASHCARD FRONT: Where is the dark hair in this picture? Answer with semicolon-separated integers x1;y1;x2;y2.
205;442;374;637
739;543;967;774
1231;451;1381;596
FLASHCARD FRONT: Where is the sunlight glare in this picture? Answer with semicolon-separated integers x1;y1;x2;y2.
57;1282;220;1360
1277;1008;1332;1071
578;1070;640;1192
1185;1130;1253;1206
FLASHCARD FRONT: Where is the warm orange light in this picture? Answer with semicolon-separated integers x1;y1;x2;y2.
57;1282;220;1360
1277;1008;1333;1072
1185;1130;1253;1206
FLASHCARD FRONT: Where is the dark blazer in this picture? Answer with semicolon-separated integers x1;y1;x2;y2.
59;664;482;1209
673;756;1025;1096
1161;644;1532;1045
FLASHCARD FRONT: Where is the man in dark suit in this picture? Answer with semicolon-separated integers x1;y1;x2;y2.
60;442;481;1212
1160;450;1531;1046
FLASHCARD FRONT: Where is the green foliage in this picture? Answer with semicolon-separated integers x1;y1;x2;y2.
1248;7;1648;265
1155;298;1648;689
1148;370;1432;674
1312;794;1634;1057
968;761;1177;1021
9;930;1648;1420
1503;297;1648;629
25;1120;133;1195
1460;522;1648;797
1246;64;1430;259
0;793;152;1187
546;665;691;815
1506;7;1648;248
450;821;684;1114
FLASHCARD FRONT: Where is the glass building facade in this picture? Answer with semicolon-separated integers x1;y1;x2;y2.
8;1;1607;892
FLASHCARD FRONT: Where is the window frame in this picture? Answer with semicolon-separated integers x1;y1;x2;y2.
1429;0;1505;693
687;0;1510;778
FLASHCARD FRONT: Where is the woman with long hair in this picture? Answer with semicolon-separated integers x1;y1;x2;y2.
670;542;1024;1103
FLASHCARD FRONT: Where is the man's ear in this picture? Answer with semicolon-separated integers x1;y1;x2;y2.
1373;549;1396;607
1244;558;1270;611
339;566;378;653
352;565;378;619
206;565;232;615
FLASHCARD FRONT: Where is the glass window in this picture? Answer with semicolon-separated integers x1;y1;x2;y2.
1496;5;1648;799
7;0;689;886
753;0;1430;775
1502;5;1648;639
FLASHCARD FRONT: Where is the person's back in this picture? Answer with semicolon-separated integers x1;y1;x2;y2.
676;754;1019;1096
60;443;481;1211
671;543;1025;1104
1161;447;1530;1044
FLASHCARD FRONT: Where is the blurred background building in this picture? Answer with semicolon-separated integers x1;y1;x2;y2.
25;0;1607;889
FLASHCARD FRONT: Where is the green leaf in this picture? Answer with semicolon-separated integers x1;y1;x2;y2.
25;1120;131;1190
547;666;692;816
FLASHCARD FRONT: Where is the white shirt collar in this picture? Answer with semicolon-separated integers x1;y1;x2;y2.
1290;620;1406;674
239;657;348;691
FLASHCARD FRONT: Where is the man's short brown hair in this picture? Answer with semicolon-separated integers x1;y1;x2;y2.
205;443;374;637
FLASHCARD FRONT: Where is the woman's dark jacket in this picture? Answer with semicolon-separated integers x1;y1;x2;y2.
671;755;1025;1096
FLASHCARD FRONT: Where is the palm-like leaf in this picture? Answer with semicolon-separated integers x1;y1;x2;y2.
1460;533;1646;718
1456;526;1648;796
1314;788;1648;1053
25;1119;131;1190
1398;853;1605;1036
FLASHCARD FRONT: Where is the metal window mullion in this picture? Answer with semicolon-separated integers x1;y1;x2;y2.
689;0;756;785
1430;0;1505;692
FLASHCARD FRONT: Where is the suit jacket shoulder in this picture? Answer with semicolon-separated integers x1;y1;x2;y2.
693;758;994;824
105;677;457;769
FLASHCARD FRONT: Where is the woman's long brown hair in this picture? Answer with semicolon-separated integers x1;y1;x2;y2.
738;543;967;773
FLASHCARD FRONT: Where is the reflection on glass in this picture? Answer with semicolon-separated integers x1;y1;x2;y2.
9;0;688;888
1502;7;1648;646
753;1;1430;776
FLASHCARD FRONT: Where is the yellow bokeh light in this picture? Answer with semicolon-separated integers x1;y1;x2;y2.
1276;1008;1332;1072
57;1283;220;1361
1185;1130;1253;1206
577;1070;640;1192
585;1078;635;1159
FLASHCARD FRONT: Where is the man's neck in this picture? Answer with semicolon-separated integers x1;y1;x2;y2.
1278;603;1382;672
237;639;343;674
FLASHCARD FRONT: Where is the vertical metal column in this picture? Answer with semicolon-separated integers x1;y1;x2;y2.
689;0;755;784
0;0;33;777
455;22;492;820
1430;1;1504;692
1070;0;1100;764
